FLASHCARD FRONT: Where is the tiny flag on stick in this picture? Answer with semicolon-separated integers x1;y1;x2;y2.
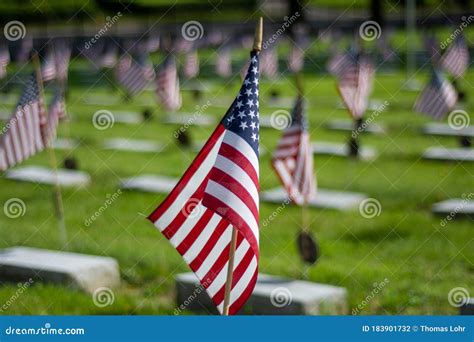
440;35;469;79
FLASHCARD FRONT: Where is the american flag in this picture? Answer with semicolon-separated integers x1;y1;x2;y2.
424;34;440;64
148;51;260;315
183;49;200;79
440;35;469;78
0;73;46;171
337;52;374;119
16;37;32;63
146;34;160;53
0;44;10;79
45;89;66;144
156;55;182;112
99;44;118;69
41;49;57;82
115;53;155;97
215;48;232;78
54;41;71;82
327;51;352;77
260;47;278;79
288;44;304;73
272;96;316;205
414;69;457;120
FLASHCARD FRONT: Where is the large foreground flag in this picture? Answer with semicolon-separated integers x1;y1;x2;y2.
272;96;316;205
0;73;46;171
156;55;182;112
148;51;260;315
440;35;469;78
337;52;374;119
414;69;457;120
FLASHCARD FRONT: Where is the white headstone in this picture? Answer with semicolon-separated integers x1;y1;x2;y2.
114;111;142;124
5;166;90;187
103;138;164;153
175;272;347;315
52;138;79;150
261;187;367;210
325;119;385;134
423;147;474;162
422;123;474;137
312;142;377;160
432;198;474;218
163;113;215;126
0;247;120;293
120;175;177;193
82;95;120;105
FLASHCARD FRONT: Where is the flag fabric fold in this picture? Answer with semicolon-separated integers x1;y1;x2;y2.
271;96;316;205
148;51;260;315
414;69;457;120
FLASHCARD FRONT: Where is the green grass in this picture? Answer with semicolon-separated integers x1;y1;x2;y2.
0;51;472;315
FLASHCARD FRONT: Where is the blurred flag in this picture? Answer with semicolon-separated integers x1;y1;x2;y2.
16;37;32;63
327;51;352;77
288;44;304;73
115;53;155;97
41;49;57;82
148;51;260;315
45;89;66;144
0;44;10;79
272;96;316;205
156;55;182;112
260;47;278;79
215;48;232;77
337;52;374;119
0;73;47;171
54;41;71;82
440;35;469;78
414;69;457;120
146;34;160;53
183;49;199;79
99;44;117;69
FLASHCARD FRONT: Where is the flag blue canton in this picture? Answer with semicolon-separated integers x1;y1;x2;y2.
221;52;259;156
290;97;308;132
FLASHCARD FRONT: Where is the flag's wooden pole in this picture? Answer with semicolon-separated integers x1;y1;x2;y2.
222;17;263;316
32;53;68;249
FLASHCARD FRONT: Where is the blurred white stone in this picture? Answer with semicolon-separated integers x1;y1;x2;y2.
261;187;367;211
175;272;347;315
325;119;385;134
5;166;90;187
423;147;474;162
422;123;474;137
432;199;474;218
0;247;120;293
120;175;177;193
103;138;164;153
312;141;377;160
163;113;215;126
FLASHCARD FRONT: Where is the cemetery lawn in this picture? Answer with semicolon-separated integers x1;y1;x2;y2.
0;61;472;315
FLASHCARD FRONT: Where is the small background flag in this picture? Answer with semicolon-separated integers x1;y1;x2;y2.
260;47;278;79
414;69;457;120
215;48;232;78
440;35;469;78
183;49;199;79
54;40;71;82
156;55;182;112
45;89;66;144
41;49;57;82
337;52;374;119
0;44;10;79
288;44;304;73
148;51;260;315
272;96;316;205
0;73;46;171
115;53;155;97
